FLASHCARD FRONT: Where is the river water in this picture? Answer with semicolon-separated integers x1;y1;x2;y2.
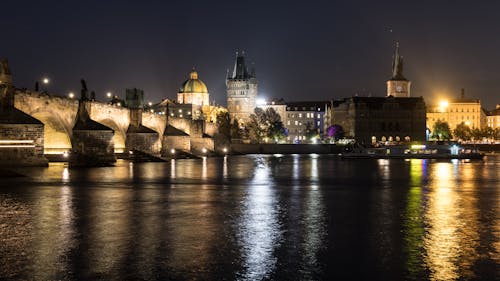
1;154;499;280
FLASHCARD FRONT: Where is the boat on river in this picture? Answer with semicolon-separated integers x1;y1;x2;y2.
340;144;484;159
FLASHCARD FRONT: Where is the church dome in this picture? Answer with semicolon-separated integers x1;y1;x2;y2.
179;70;208;93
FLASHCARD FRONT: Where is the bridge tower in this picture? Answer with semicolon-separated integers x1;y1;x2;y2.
226;51;258;124
0;58;47;166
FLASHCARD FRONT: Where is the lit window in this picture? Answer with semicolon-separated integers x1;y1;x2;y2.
299;113;302;118
317;121;320;126
317;114;321;118
295;121;298;125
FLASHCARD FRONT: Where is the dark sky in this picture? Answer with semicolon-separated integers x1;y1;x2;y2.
3;1;500;109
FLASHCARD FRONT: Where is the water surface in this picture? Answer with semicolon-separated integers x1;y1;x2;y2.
1;154;500;280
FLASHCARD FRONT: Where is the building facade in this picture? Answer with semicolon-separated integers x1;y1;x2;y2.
332;97;426;144
486;105;500;129
387;42;411;98
226;52;258;123
426;89;485;131
177;70;209;120
284;101;330;143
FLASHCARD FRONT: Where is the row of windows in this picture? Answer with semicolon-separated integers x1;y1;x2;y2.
286;120;321;127
429;115;475;122
287;107;322;111
445;108;478;113
287;113;322;118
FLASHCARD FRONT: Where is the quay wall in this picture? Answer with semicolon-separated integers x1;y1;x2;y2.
230;144;346;155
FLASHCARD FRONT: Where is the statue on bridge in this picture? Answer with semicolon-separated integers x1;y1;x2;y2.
0;59;11;75
80;79;88;101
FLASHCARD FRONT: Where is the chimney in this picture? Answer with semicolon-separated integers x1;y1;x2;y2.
460;88;465;100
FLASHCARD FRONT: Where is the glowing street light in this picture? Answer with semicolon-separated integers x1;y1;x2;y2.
42;77;49;84
439;100;449;112
222;147;228;154
68;92;74;98
148;102;153;106
106;92;112;98
202;148;207;154
170;148;176;154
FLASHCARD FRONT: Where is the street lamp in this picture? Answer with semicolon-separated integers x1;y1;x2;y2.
202;148;207;154
42;77;49;85
106;92;112;98
68;92;74;98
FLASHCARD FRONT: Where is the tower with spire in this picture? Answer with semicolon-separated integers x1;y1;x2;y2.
226;51;258;123
386;42;411;97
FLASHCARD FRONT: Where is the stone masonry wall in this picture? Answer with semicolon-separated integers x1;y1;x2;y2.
0;124;48;166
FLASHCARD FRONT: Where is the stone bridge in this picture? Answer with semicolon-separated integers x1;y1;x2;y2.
14;90;217;154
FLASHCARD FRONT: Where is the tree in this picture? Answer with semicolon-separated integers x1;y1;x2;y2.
431;120;452;140
265;108;286;142
326;124;345;142
483;127;496;142
471;127;483;141
215;111;231;146
230;119;241;141
453;122;471;141
246;107;286;143
305;122;318;143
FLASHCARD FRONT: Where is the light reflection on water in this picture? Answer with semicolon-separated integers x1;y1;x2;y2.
0;154;499;280
238;157;281;280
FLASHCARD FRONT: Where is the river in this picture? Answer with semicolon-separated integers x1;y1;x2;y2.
1;154;499;280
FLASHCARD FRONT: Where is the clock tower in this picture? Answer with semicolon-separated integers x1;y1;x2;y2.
387;42;411;97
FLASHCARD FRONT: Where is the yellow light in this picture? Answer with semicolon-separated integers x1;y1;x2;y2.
106;92;112;98
202;148;207;153
42;77;49;84
439;100;449;108
170;148;175;154
465;121;471;126
411;144;426;149
68;92;74;98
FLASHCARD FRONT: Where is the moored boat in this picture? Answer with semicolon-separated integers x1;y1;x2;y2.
341;144;484;159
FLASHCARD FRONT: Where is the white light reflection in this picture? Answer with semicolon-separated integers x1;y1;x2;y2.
301;185;325;278
293;154;300;180
62;167;70;183
377;159;390;180
202;156;207;179
310;154;318;182
128;162;134;179
223;156;228;179
170;159;176;179
238;158;281;280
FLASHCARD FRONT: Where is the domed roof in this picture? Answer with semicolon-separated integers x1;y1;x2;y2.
179;70;208;93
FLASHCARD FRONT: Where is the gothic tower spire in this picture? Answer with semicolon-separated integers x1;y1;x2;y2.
387;42;411;97
226;51;258;123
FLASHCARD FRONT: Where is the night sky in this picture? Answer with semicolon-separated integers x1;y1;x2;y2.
3;1;500;109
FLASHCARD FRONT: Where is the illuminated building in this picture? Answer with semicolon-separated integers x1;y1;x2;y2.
176;70;210;120
426;89;486;131
486;104;500;129
284;101;330;143
226;51;258;124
